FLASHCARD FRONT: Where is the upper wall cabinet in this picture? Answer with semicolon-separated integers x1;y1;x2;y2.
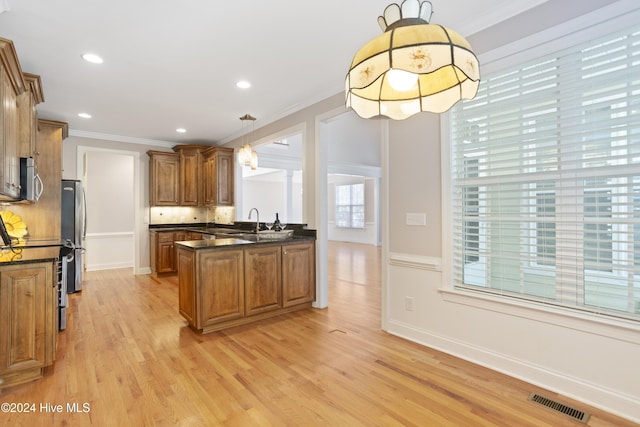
148;145;234;207
0;38;26;201
173;145;202;206
18;73;44;160
148;150;180;206
202;146;234;207
0;39;44;202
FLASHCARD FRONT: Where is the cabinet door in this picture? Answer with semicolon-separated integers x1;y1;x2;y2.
282;242;316;307
0;263;54;374
202;147;234;206
202;153;215;205
176;247;196;326
148;152;179;206
18;74;43;160
156;232;175;274
0;66;20;200
197;249;244;327
178;148;200;206
215;149;234;206
245;245;282;316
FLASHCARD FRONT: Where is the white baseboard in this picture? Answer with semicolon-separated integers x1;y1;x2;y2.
85;261;133;272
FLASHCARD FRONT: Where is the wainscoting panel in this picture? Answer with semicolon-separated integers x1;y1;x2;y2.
85;232;134;271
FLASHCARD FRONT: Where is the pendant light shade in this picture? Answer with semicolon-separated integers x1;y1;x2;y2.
237;114;258;170
345;0;480;119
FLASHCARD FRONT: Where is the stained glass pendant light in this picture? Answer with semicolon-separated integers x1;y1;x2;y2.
345;0;480;119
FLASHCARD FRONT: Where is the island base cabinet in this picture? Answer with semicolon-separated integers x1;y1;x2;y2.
176;247;196;326
282;242;316;307
177;240;316;333
198;249;245;328
245;245;282;316
0;262;57;389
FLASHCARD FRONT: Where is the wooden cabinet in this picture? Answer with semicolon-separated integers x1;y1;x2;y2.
177;246;245;329
157;232;177;274
245;244;282;316
198;248;245;327
0;56;21;200
0;261;57;389
150;231;178;274
176;247;196;325
177;239;315;333
202;146;234;206
17;73;44;160
282;241;316;307
148;145;234;207
148;151;179;206
150;229;204;275
174;145;202;206
0;39;46;203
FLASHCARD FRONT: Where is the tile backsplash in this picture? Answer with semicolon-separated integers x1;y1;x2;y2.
149;206;235;225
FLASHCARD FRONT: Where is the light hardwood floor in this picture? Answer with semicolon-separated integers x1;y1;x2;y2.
0;241;635;426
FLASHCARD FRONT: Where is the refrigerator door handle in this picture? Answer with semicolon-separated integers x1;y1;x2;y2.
34;174;44;201
82;187;87;240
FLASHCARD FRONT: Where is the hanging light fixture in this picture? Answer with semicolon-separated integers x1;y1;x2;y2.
345;0;480;119
237;114;258;170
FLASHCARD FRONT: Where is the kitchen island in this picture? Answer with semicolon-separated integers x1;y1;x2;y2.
174;232;315;333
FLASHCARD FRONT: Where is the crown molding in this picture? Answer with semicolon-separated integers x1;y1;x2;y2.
457;0;549;36
68;129;176;148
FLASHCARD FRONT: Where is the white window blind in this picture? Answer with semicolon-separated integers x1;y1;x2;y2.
336;183;365;228
449;25;640;320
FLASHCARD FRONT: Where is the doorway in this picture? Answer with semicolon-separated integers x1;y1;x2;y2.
318;109;383;310
78;147;140;272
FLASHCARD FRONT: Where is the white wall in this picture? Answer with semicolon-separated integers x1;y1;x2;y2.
242;175;287;222
83;150;134;271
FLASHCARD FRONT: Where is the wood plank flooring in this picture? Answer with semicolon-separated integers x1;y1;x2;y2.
0;241;635;426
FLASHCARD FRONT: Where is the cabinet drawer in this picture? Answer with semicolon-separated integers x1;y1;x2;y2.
157;232;174;243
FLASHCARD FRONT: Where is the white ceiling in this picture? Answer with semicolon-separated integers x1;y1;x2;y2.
0;0;546;146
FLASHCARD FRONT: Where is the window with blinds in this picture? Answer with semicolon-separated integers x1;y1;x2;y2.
449;25;640;319
336;183;365;228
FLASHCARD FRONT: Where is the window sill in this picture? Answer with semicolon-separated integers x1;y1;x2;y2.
439;287;640;344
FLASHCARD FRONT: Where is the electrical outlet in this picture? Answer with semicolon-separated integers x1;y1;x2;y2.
405;296;414;312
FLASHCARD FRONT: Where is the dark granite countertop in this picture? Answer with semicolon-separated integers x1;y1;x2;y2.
175;234;315;250
175;237;256;249
150;223;316;249
0;245;61;265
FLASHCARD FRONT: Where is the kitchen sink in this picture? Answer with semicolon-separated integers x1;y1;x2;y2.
257;230;294;240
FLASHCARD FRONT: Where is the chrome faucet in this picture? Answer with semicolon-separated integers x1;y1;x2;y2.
248;208;260;233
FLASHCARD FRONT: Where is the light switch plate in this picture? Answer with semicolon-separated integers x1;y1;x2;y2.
406;213;427;226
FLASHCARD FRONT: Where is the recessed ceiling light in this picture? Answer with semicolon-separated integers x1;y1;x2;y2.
236;80;251;89
78;113;92;119
81;53;104;64
176;128;187;133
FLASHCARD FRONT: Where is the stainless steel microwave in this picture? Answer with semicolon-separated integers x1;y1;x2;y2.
20;157;43;202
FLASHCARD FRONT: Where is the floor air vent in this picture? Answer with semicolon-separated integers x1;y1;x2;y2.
528;393;590;423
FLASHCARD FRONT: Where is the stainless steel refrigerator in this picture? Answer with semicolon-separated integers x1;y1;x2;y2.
61;179;86;293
